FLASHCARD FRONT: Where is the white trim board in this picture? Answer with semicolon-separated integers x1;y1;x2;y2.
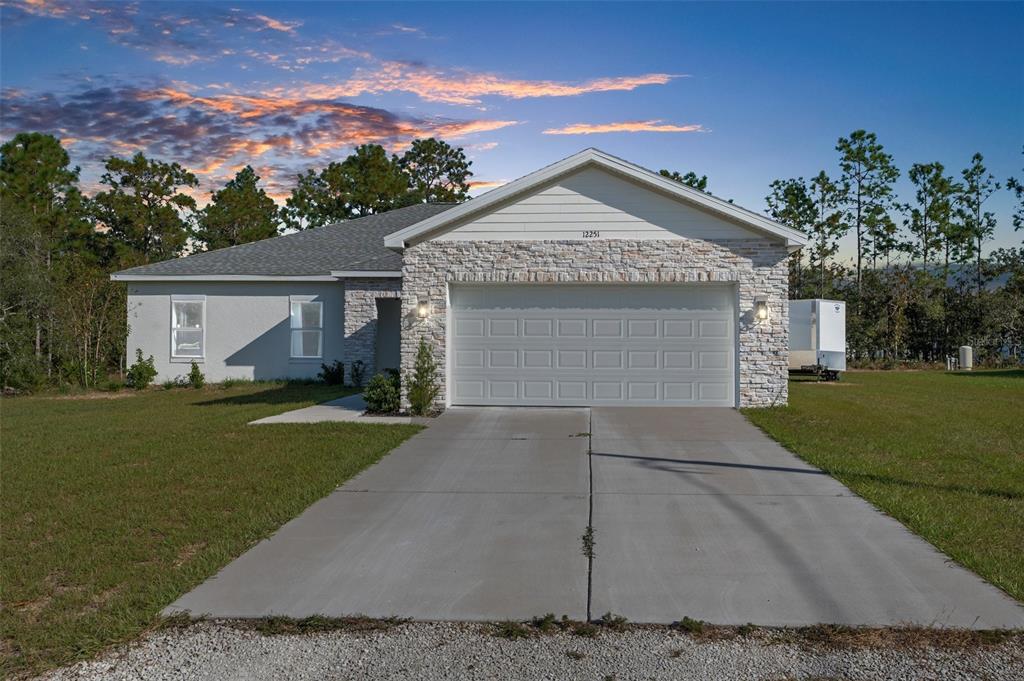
384;148;808;251
329;270;403;278
111;274;339;282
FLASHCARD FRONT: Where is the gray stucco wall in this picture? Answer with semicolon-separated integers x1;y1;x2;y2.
126;281;345;383
400;238;790;409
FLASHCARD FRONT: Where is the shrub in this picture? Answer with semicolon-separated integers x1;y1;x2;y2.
363;372;400;414
318;360;344;385
349;360;365;388
221;377;252;389
187;361;205;389
99;378;123;392
125;349;157;390
670;616;705;634
406;339;439;416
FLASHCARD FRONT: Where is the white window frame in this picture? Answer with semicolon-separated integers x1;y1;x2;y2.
170;295;206;361
289;295;323;360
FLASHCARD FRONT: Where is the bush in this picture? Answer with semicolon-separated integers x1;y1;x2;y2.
363;372;400;414
318;360;344;385
406;339;439;416
125;349;157;390
349;360;365;388
187;361;205;389
99;378;123;392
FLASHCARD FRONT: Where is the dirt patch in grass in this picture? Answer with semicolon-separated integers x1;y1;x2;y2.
50;391;137;401
172;542;206;568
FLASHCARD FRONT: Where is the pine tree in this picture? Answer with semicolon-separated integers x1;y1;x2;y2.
195;166;280;250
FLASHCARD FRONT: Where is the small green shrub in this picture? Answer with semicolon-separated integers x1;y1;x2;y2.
670;616;705;634
188;362;205;389
99;378;124;392
492;620;532;639
596;612;628;632
318;360;344;385
161;379;176;390
364;372;400;413
125;349;157;390
349;360;365;388
530;613;559;632
406;339;439;416
571;621;600;638
221;377;252;389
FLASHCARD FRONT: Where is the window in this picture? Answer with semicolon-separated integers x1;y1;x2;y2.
171;297;205;358
290;298;323;358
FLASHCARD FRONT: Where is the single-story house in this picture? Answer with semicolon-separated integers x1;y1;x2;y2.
112;148;807;408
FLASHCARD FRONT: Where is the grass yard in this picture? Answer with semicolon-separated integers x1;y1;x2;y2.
743;369;1024;605
0;383;423;678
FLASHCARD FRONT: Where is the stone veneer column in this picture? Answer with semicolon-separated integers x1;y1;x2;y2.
342;278;401;381
399;239;790;409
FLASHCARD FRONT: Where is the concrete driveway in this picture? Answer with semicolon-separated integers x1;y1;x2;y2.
168;408;1023;627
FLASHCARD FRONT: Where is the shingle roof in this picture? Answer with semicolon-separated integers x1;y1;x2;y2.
113;203;456;278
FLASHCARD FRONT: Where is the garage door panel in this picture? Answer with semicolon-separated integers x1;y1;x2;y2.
489;381;518;399
557;350;587;369
698;319;730;339
557;319;587;337
488;349;518;368
627;319;659;337
522;349;553;368
593;350;623;369
488;319;518;337
455;349;485;369
593;319;623;337
450;284;735;407
455;318;485;337
663;319;694;338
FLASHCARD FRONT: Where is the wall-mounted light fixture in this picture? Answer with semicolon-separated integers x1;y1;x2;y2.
754;296;769;321
416;296;431;319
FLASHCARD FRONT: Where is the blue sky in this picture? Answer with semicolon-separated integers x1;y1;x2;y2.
1;1;1021;259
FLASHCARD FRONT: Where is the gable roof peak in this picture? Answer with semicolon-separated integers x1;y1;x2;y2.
384;149;808;250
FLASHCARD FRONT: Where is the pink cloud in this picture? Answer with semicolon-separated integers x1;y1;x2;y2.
542;120;707;135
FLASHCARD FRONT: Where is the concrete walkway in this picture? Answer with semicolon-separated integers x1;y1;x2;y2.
249;393;414;425
169;407;1023;627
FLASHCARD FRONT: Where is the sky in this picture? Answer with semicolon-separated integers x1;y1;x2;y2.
1;1;1022;261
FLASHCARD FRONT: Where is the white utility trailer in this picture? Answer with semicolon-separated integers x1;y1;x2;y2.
789;299;846;380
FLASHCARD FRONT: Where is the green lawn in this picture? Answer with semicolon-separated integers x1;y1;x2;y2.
743;369;1024;604
1;383;422;677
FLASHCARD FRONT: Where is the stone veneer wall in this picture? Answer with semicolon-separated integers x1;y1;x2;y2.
400;239;790;408
343;278;401;379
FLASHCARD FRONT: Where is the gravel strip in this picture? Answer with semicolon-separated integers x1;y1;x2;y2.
41;621;1024;681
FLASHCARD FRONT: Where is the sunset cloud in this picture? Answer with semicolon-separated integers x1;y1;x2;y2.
0;81;518;203
468;180;506;190
1;1;325;68
308;62;680;105
542;120;707;135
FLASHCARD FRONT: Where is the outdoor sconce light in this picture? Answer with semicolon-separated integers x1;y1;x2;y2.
754;297;769;321
416;296;431;319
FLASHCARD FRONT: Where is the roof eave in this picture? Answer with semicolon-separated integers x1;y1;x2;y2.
110;274;339;282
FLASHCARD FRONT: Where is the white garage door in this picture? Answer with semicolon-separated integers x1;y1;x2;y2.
449;284;736;407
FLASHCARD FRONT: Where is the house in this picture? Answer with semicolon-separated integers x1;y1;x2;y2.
112;148;807;407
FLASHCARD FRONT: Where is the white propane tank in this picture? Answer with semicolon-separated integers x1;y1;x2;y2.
959;345;973;371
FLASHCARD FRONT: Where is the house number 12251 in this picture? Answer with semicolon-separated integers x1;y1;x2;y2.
582;230;600;238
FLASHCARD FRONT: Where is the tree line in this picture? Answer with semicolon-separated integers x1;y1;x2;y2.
758;131;1022;365
0;133;473;390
